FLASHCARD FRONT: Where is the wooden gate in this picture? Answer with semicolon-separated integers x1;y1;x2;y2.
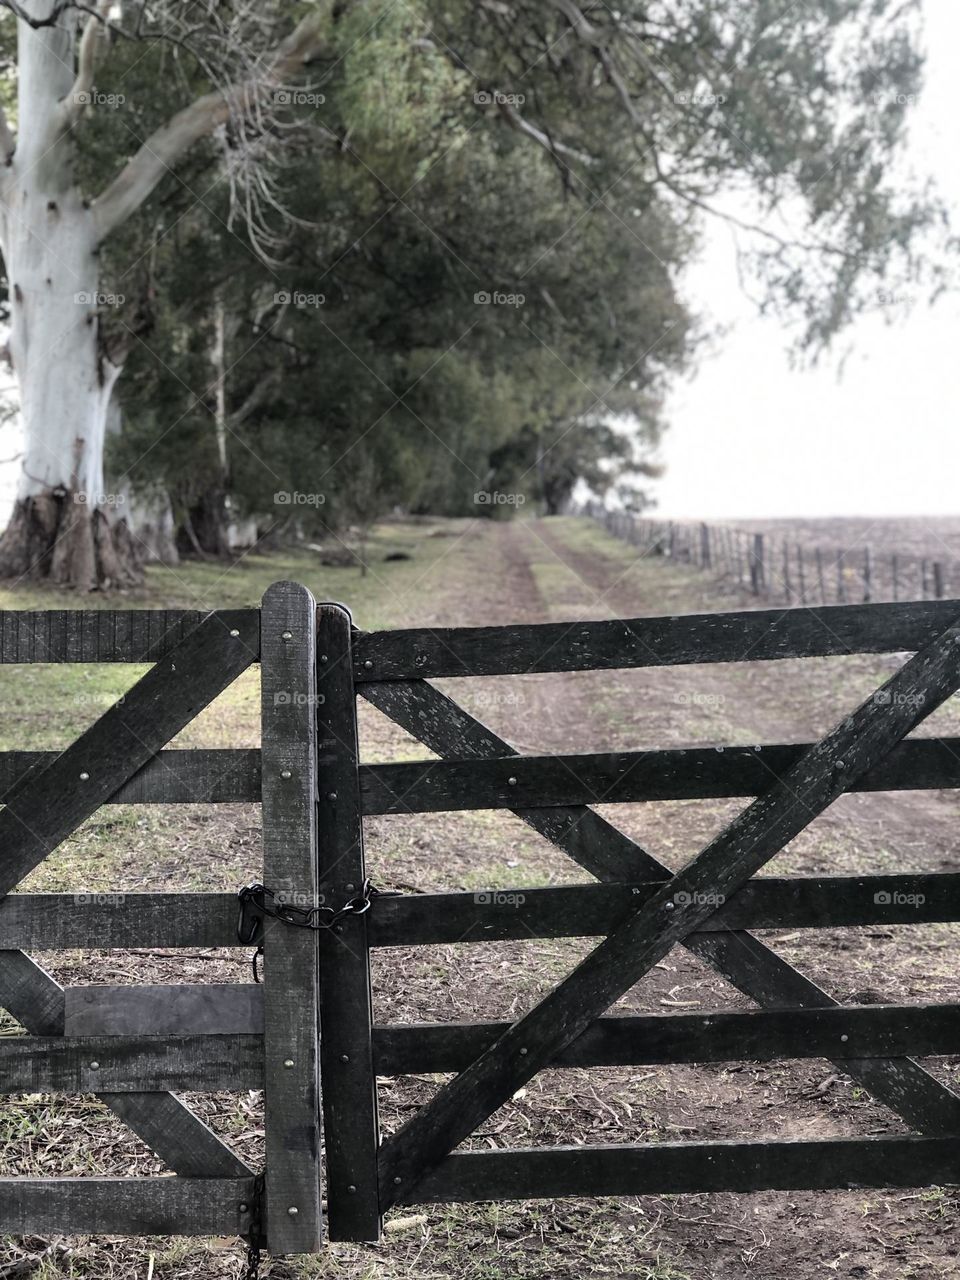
0;583;322;1255
323;598;960;1241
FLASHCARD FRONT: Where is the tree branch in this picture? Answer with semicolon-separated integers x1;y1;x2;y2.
92;5;331;241
58;0;113;132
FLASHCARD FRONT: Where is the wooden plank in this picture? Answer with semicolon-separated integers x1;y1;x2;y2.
361;678;960;1140
402;1137;960;1204
375;1003;960;1075
0;1177;255;1236
316;604;381;1242
353;599;960;682
260;581;323;1254
377;617;960;1204
0;749;261;804
0;611;261;896
0;893;239;949
0;952;251;1177
65;984;263;1036
0;609;258;663
367;873;960;948
0;1034;262;1092
360;737;960;814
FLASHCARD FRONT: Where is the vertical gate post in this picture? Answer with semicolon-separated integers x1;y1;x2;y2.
316;604;382;1241
260;582;323;1253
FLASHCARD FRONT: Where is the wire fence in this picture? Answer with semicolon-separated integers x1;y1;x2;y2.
586;507;956;605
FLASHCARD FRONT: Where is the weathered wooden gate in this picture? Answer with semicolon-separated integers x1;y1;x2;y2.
328;598;960;1240
0;583;323;1256
6;590;960;1257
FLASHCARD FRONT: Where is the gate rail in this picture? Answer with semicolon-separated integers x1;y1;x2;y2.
328;596;960;1239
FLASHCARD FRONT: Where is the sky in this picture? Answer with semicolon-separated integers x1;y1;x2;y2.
651;0;960;520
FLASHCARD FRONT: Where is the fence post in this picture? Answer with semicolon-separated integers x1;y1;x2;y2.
749;534;765;595
260;581;324;1253
816;548;826;604
836;551;846;603
863;547;872;603
934;562;945;599
892;553;899;602
316;604;382;1241
922;558;930;600
796;546;806;605
782;541;792;603
700;522;711;568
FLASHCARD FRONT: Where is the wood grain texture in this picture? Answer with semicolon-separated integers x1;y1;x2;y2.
65;984;263;1035
360;737;960;814
0;1034;263;1092
0;893;240;949
353;599;960;681
0;749;260;804
367;873;960;947
260;582;323;1254
402;1137;960;1203
362;678;960;1138
374;1003;960;1074
0;1177;255;1236
373;621;960;1203
0;952;251;1177
316;605;382;1242
0;610;260;895
0;609;258;663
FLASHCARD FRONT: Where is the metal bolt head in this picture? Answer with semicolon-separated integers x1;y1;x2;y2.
320;653;328;662
287;1206;299;1217
363;659;374;670
280;769;292;779
840;1034;849;1043
519;1047;528;1056
665;900;675;911
393;1176;402;1185
345;882;356;891
281;630;293;641
835;760;846;771
340;1053;350;1063
230;629;240;637
348;1185;357;1194
79;771;90;781
89;1061;100;1070
507;776;518;787
328;791;338;801
284;1059;294;1068
239;1202;249;1213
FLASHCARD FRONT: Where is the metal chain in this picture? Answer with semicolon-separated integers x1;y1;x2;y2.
242;1174;265;1280
237;879;384;983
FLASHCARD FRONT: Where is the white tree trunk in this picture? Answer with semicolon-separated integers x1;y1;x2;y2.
0;4;138;587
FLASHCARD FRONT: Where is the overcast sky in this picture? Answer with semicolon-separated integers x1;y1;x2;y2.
652;0;960;520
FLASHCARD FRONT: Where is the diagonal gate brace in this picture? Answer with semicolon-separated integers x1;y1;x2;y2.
370;615;960;1203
